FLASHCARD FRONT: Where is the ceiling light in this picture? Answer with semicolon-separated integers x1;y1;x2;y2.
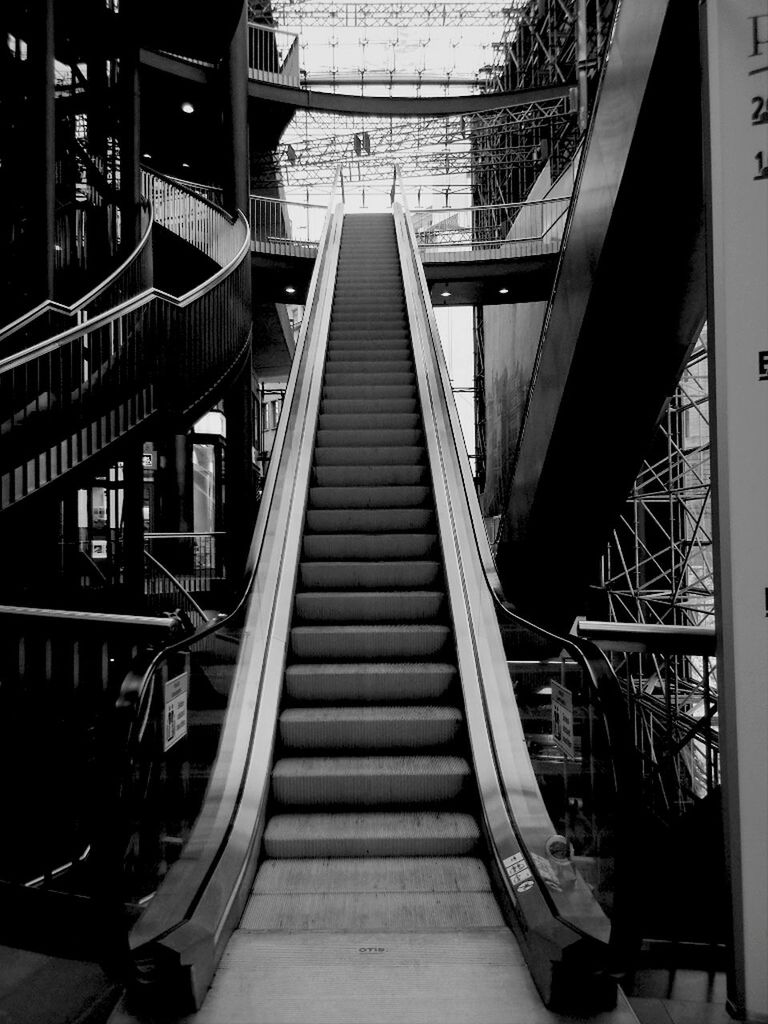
440;288;451;298
142;152;152;159
181;101;194;114
285;285;296;294
499;287;509;294
181;162;190;168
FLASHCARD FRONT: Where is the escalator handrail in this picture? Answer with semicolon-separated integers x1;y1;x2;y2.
117;170;344;979
394;167;639;985
0;201;154;345
393;163;635;799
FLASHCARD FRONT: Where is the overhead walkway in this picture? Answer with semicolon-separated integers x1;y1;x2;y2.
112;185;638;1023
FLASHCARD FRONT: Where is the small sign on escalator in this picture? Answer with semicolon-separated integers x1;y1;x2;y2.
163;671;188;752
551;681;575;759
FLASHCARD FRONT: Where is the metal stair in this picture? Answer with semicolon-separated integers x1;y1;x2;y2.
247;212;502;932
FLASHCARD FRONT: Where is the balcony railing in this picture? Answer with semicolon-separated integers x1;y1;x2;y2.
249;195;329;257
0;171;251;510
413;197;571;262
0;202;153;356
247;23;300;87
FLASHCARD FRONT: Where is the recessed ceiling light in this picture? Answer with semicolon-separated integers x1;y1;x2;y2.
181;101;194;114
440;289;451;298
142;152;152;159
499;287;509;294
181;162;190;168
285;285;296;294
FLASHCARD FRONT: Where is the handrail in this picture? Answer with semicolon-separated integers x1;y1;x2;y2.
0;170;251;510
0;201;154;349
0;213;249;374
143;550;211;627
575;619;717;656
0;603;182;632
114;168;345;1006
393;165;638;1005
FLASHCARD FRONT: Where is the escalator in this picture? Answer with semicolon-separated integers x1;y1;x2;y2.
114;190;638;1022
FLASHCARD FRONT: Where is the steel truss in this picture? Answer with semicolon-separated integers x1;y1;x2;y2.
251;1;523;28
253;99;572;191
600;331;717;810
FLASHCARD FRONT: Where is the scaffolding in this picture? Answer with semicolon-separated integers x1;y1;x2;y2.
600;331;717;810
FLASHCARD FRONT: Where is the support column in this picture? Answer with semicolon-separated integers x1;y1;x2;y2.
703;1;768;1020
119;1;141;249
121;445;145;608
26;0;55;304
224;354;256;584
222;2;250;217
155;435;192;535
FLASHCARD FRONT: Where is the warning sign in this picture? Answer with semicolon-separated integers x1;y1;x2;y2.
502;851;533;891
163;671;188;752
551;681;576;758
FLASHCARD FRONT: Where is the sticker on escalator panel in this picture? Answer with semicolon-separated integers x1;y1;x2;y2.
502;852;533;889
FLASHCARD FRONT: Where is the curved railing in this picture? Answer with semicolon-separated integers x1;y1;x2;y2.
0;171;251;511
0;202;154;356
414;198;571;263
250;194;329;257
393;166;638;1008
106;170;345;1006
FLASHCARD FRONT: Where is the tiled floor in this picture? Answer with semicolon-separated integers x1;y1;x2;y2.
626;968;733;1024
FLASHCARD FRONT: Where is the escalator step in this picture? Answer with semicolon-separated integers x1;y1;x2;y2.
279;706;463;751
321;386;417;401
319;398;417;415
263;811;481;858
299;560;441;590
321;372;416;388
307;484;429;508
271;755;471;806
305;508;433;533
290;623;451;660
302;533;437;560
317;414;420;432
284;663;457;704
324;361;414;375
312;464;426;486
294;590;446;623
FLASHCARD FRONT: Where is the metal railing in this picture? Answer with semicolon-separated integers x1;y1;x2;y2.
247;23;300;87
144;532;226;598
0;604;186;889
249;195;329;256
143;550;212;629
0;202;153;356
574;620;719;810
0;170;251;510
412;197;571;262
167;176;225;208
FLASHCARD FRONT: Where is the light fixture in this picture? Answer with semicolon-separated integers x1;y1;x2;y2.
499;287;509;295
142;152;152;159
181;101;194;114
181;162;190;168
285;285;296;294
440;288;451;298
54;244;62;252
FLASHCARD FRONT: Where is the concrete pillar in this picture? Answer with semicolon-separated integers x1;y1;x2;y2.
155;435;192;535
703;1;768;1020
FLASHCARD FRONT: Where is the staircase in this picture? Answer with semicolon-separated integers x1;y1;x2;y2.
246;213;503;930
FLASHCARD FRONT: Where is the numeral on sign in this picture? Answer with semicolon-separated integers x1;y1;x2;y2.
755;151;768;180
752;96;768;125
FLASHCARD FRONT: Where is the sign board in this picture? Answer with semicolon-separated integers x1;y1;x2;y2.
90;539;108;560
705;1;768;1017
551;681;575;758
163;671;189;752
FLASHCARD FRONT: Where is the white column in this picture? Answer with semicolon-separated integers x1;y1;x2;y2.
704;1;768;1021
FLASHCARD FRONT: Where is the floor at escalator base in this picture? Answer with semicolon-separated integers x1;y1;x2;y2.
187;930;640;1024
